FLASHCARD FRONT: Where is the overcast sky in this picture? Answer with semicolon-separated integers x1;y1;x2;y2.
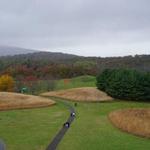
0;0;150;56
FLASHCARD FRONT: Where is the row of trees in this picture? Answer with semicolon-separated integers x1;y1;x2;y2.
1;53;150;81
1;68;150;101
0;74;55;94
96;69;150;101
1;64;96;80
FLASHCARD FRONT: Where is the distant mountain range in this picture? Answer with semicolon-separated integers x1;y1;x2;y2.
0;45;150;80
0;45;39;56
0;45;80;60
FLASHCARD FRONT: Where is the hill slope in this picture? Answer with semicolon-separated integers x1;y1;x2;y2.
0;45;38;56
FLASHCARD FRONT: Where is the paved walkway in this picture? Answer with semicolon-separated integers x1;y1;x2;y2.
0;140;5;150
46;101;75;150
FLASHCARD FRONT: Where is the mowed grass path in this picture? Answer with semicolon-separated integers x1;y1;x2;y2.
0;103;68;150
56;99;150;150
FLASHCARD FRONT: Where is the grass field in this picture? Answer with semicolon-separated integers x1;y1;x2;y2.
0;103;68;150
55;98;150;150
55;75;96;90
1;99;149;150
0;75;150;150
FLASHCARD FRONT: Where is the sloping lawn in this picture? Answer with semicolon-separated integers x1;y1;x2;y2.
55;75;96;90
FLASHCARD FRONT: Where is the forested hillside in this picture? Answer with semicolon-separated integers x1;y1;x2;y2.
0;52;150;80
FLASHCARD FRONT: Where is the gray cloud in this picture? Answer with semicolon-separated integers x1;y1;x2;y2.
0;0;150;56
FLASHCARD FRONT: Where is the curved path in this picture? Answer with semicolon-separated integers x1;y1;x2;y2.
46;100;75;150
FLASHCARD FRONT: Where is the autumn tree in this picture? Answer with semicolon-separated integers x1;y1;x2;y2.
0;75;15;92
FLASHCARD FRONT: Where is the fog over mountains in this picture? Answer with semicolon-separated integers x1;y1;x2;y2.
0;45;80;61
0;45;38;56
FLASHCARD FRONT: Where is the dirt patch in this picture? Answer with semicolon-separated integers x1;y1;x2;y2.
109;108;150;138
41;87;113;102
0;92;55;111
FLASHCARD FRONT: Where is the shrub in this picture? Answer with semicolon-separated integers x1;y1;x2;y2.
96;69;150;101
0;75;15;92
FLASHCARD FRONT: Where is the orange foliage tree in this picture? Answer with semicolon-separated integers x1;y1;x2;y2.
0;75;15;92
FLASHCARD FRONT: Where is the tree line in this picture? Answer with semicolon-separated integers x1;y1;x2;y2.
96;69;150;101
0;52;150;81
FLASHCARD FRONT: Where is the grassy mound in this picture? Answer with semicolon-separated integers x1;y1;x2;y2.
41;87;113;102
0;92;55;110
109;108;150;138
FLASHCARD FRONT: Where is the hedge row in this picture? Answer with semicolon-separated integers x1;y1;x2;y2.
96;69;150;101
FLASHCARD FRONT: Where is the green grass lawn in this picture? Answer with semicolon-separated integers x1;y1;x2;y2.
56;98;150;150
0;103;68;150
0;98;150;150
55;75;96;90
0;75;150;150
